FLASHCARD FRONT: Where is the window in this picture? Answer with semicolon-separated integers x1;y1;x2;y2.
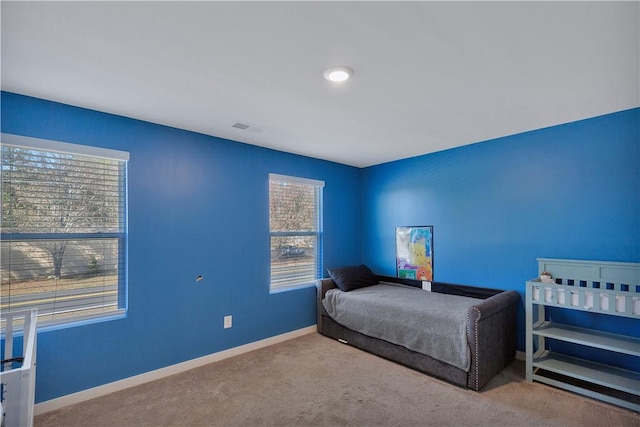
1;134;128;329
269;174;323;291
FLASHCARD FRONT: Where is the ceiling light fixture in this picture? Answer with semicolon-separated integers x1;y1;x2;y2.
324;66;353;82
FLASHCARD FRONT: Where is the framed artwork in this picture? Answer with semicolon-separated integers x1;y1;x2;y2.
395;226;434;281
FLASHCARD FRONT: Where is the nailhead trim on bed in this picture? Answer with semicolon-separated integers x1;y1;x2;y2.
470;306;481;391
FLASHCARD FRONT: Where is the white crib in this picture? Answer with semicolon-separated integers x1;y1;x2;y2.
1;309;38;427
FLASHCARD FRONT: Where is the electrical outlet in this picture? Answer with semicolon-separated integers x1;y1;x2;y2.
224;315;232;329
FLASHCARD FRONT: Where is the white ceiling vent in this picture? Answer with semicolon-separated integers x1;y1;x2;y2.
231;121;263;133
231;122;250;130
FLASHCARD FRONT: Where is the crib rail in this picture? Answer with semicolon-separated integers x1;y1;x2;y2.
529;258;640;318
528;280;640;318
1;309;38;427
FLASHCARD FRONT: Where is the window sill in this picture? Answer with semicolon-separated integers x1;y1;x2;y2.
269;281;317;294
36;310;127;334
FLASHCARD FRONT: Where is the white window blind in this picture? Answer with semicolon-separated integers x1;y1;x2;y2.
269;174;323;291
1;134;128;329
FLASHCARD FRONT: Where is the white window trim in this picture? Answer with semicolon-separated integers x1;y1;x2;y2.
1;133;130;161
269;173;325;188
268;173;324;292
1;133;129;329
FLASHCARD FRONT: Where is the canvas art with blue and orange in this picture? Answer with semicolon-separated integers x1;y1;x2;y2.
396;226;433;281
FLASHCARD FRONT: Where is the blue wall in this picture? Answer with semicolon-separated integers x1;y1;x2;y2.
2;91;638;401
361;108;640;353
1;92;363;402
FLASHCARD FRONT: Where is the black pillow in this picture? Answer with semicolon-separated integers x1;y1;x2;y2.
327;264;379;292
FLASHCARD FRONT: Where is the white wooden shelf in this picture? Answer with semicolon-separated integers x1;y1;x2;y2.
526;258;640;412
532;351;640;395
533;322;640;356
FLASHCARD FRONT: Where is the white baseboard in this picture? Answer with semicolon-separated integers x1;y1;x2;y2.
35;325;316;416
515;350;525;361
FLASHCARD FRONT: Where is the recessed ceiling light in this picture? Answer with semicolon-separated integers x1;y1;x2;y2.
324;66;353;82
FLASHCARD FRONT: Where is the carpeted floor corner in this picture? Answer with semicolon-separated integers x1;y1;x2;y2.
35;333;640;427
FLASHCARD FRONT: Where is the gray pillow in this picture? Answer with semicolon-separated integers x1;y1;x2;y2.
328;264;379;292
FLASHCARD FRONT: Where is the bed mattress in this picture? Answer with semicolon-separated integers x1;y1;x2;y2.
322;282;480;371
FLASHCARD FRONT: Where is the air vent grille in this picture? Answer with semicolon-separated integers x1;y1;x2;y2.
232;122;251;130
231;121;263;133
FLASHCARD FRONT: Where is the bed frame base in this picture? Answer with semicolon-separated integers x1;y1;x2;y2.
317;276;519;391
320;314;468;387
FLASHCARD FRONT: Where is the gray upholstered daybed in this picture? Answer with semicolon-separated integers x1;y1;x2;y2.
316;265;520;391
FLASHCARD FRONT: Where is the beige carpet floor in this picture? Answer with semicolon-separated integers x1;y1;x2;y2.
36;333;640;427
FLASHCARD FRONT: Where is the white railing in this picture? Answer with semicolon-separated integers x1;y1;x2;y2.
1;309;38;427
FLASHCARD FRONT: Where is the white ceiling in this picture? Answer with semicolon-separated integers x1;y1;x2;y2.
2;1;638;168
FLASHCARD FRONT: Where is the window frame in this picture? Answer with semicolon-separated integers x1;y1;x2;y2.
1;133;129;330
268;173;324;292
